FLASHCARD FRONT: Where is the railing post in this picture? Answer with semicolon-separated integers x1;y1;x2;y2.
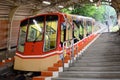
71;39;74;64
76;43;79;60
62;42;65;71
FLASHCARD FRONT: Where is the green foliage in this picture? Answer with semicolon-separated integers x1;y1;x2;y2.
71;4;97;17
61;8;72;14
94;6;105;22
61;4;105;22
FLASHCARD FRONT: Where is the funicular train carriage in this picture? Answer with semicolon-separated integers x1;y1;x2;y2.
14;12;96;71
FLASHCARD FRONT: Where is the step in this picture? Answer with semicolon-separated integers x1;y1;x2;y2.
81;55;120;60
73;62;120;67
82;53;120;57
64;66;120;71
77;58;120;63
85;47;120;53
52;77;120;80
85;49;119;53
58;71;120;78
74;62;120;67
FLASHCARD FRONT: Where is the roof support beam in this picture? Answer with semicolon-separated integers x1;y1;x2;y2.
5;0;18;6
7;6;20;51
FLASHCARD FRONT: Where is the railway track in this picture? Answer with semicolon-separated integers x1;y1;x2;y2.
0;68;35;80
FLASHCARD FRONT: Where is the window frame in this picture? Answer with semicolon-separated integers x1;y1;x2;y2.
43;15;59;52
17;19;28;53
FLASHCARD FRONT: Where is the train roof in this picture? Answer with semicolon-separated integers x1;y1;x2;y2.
66;14;95;21
20;12;95;23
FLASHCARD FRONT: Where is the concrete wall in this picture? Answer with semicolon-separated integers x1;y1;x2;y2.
0;20;8;49
0;19;20;49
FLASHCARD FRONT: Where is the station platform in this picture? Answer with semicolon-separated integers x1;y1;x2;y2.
52;32;120;80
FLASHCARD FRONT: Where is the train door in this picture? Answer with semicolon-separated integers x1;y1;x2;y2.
44;15;58;52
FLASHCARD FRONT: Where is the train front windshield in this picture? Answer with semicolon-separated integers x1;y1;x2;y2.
27;16;44;42
17;15;58;53
18;16;44;53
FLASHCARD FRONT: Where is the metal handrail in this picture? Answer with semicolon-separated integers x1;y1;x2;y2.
62;38;77;71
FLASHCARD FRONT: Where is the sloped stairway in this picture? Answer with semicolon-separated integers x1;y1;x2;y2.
52;32;120;80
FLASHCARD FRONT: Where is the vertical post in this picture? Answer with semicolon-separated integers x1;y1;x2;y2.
106;21;109;32
76;43;79;60
84;20;86;37
92;20;95;34
7;20;12;51
62;42;66;71
71;39;74;64
7;6;19;51
117;12;120;34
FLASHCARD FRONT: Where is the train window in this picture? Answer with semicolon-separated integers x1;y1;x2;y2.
66;23;72;41
73;22;80;40
27;16;44;42
61;22;66;45
86;21;92;36
73;20;84;40
79;21;84;39
17;19;28;53
44;15;58;52
66;22;72;46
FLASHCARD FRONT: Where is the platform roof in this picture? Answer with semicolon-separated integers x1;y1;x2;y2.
0;0;119;20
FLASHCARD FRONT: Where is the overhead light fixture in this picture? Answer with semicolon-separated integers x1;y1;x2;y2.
90;0;93;2
58;5;64;8
68;7;73;11
42;1;51;5
109;0;112;2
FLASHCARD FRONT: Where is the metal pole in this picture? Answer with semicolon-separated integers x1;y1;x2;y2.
62;42;66;71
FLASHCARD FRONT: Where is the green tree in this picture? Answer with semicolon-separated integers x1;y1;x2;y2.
71;4;97;17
